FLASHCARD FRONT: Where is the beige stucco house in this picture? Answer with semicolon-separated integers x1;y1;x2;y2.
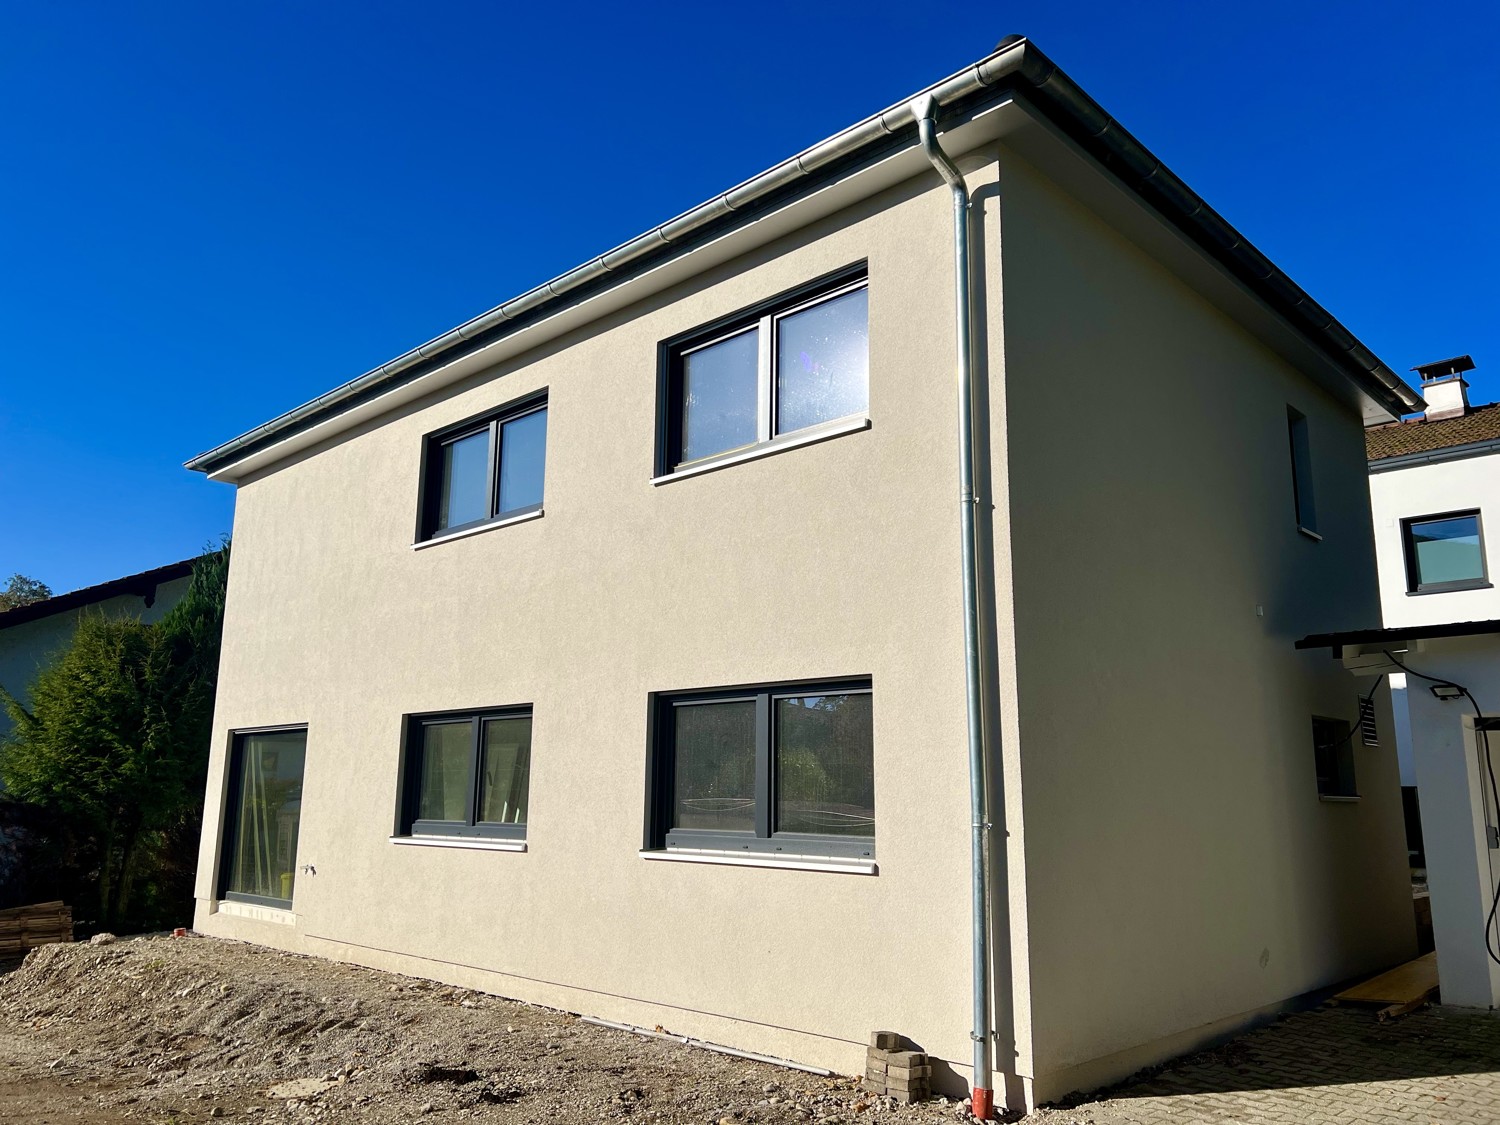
185;37;1421;1112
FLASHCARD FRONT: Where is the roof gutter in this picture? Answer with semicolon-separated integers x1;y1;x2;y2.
186;37;1420;477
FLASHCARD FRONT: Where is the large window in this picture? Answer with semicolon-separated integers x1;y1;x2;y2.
219;727;307;908
1402;510;1488;593
417;394;547;541
646;680;874;859
398;708;532;840
660;268;868;474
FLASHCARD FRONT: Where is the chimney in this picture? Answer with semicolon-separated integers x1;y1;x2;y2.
1414;354;1475;422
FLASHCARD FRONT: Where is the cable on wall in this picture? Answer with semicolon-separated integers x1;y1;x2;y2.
1382;650;1500;967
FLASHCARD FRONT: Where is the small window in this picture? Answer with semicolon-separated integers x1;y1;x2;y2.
646;680;874;859
1402;510;1488;593
219;727;308;908
418;395;547;541
398;708;532;840
1312;716;1357;798
661;268;868;474
1287;407;1317;536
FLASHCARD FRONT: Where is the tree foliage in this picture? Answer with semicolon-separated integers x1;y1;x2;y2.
0;543;228;930
0;574;52;610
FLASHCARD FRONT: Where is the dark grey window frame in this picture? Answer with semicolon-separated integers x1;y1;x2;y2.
218;723;309;910
643;677;874;860
1286;406;1318;538
1312;715;1358;799
655;263;869;477
395;706;531;841
415;390;548;542
1401;509;1491;594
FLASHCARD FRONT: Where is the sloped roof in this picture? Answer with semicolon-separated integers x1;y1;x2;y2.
1366;403;1500;462
0;559;195;631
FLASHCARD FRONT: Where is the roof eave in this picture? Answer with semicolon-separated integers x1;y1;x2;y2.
187;38;1421;479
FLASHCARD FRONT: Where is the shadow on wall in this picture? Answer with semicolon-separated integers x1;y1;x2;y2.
1071;1005;1500;1102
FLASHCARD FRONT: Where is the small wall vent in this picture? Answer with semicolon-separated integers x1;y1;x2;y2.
1359;694;1380;747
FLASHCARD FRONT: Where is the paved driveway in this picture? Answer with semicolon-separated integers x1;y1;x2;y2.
1033;1005;1500;1124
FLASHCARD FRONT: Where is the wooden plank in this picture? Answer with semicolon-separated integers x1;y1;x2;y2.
1334;952;1439;1005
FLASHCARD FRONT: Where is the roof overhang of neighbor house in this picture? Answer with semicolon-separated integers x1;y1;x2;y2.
0;558;196;631
186;35;1423;484
1297;619;1500;656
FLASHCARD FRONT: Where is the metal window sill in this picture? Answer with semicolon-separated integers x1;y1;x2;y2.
1297;525;1323;541
639;848;876;875
1318;795;1361;803
1407;582;1493;596
390;835;527;852
412;508;543;550
652;416;870;485
215;899;297;925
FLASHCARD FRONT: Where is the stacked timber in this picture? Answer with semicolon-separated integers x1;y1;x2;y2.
0;900;73;957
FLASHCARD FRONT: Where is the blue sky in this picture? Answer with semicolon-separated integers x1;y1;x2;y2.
2;1;1496;593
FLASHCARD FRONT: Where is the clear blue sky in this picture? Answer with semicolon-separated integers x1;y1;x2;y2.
2;0;1496;593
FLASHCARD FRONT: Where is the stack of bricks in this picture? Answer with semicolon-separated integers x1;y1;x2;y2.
863;1031;932;1103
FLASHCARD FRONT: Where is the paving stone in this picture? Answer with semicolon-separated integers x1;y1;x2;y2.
1046;1006;1500;1125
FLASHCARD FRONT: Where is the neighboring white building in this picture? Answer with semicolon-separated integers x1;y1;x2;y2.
1369;357;1500;634
1368;358;1497;794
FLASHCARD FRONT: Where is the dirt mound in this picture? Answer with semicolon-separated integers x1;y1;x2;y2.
0;935;969;1124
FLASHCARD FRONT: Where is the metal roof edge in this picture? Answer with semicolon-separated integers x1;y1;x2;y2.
1296;618;1500;652
1368;435;1500;473
187;37;1419;478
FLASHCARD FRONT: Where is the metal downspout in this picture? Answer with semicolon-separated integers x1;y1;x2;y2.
910;93;993;1120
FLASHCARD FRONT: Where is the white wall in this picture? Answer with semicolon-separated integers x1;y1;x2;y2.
1368;637;1500;1008
1370;454;1500;628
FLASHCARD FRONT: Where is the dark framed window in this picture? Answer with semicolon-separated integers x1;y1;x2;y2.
397;708;532;839
659;266;868;474
645;679;874;859
1402;510;1488;593
1287;406;1317;536
417;393;547;541
1312;716;1357;798
219;726;308;908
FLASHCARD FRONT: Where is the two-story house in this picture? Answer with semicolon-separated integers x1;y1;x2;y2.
185;37;1419;1112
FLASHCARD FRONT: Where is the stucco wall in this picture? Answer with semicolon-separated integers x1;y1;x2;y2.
0;578;192;742
1369;455;1500;629
1387;637;1500;1009
995;149;1415;1098
194;171;993;1086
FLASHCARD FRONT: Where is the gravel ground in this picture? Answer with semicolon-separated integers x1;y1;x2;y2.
0;935;988;1125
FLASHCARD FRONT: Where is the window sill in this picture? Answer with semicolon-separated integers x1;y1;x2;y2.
1297;525;1323;541
1407;582;1493;596
389;835;527;853
652;415;869;485
1318;794;1361;803
215;899;296;925
639;848;876;875
412;508;543;550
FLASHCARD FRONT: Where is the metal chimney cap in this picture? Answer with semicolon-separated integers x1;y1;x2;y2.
1412;354;1475;381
